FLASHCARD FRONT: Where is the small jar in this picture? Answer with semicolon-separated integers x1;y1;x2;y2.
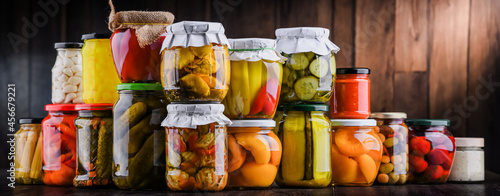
14;118;44;184
161;21;230;103
42;104;78;186
370;112;409;185
330;119;382;186
406;119;455;183
81;33;121;104
274;104;332;188
448;137;484;182
162;104;232;191
112;83;168;190
330;68;371;119
52;42;84;104
74;104;113;187
227;120;281;188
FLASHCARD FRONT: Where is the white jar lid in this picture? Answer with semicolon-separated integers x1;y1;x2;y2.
228;38;286;62
161;21;230;51
370;112;407;119
229;119;275;128
331;119;377;127
161;104;232;129
275;27;340;55
455;137;484;147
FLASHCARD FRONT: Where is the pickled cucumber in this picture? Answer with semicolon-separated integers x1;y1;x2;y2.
294;76;319;101
281;111;306;181
309;58;329;78
305;52;316;62
304;112;313;180
311;112;331;181
289;53;309;70
330;55;336;76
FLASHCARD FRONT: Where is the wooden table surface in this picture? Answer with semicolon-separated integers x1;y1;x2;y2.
3;171;500;196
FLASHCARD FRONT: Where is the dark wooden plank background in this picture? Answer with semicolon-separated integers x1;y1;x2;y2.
1;0;500;173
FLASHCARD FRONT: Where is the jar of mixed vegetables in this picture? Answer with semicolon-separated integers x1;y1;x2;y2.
227;120;281;188
331;68;371;119
406;119;455;183
14;118;44;184
112;83;168;190
162;104;232;191
275;27;340;104
52;43;84;104
370;112;409;185
274;104;332;188
42;104;78;186
223;38;285;119
74;104;113;187
161;21;230;103
330;119;382;186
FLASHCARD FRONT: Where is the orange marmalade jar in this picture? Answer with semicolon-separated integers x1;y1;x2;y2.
330;68;371;119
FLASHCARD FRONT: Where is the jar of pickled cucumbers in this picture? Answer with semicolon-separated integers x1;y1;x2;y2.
330;119;382;186
52;43;84;104
275;27;340;104
162;104;232;191
406;119;455;183
331;68;371;119
112;83;168;190
370;112;409;185
42;104;78;186
74;104;113;187
161;21;230;103
81;33;121;104
274;104;332;188
14;118;44;184
227;120;281;188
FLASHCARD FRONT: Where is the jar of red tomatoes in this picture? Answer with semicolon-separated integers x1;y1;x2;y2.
330;68;371;119
406;119;455;183
42;104;78;186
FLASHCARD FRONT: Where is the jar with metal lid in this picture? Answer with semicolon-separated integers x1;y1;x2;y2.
330;119;382;186
14;118;44;184
74;104;113;187
112;83;168;190
331;68;371;119
81;33;121;104
226;120;281;188
162;104;232;191
52;42;84;104
406;119;455;183
274;104;332;188
42;104;78;186
448;137;484;182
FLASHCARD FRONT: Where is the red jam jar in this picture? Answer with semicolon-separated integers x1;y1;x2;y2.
111;29;166;83
330;68;370;119
405;119;455;183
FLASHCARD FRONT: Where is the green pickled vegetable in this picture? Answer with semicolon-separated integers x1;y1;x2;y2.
305;52;316;62
128;115;154;155
294;76;319;101
115;102;148;138
304;112;313;180
281;111;306;181
289;53;309;70
309;58;329;78
96;118;113;180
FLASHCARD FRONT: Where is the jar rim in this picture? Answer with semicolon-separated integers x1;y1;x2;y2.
370;112;407;119
18;118;44;124
331;119;377;126
405;119;450;126
45;104;76;111
455;137;484;147
117;83;163;91
229;120;275;128
75;104;113;111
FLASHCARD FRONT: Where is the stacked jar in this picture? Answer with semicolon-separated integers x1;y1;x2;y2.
14;118;44;184
274;27;339;188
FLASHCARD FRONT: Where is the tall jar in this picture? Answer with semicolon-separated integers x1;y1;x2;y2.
42;104;78;186
52;42;84;104
274;104;332;188
370;112;409;185
161;21;230;103
162;104;232;191
74;104;113;187
223;38;286;119
81;33;121;104
112;83;168;190
406;119;455;183
275;27;340;104
330;119;382;186
227;120;281;188
331;68;371;119
14;118;44;184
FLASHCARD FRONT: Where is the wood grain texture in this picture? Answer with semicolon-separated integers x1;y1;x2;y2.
394;72;428;118
333;0;355;68
177;0;210;21
279;0;333;31
221;0;277;38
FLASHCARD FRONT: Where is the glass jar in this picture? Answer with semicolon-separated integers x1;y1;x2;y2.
370;112;409;185
161;21;230;103
112;83;168;190
331;68;371;119
406;119;455;183
330;119;382;186
42;104;78;186
274;104;332;188
227;120;281;188
448;138;484;182
81;33;121;104
14;118;44;184
111;29;165;83
162;104;231;191
74;104;113;187
52;42;84;104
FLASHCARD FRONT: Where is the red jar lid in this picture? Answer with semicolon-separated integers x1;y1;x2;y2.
45;104;77;111
75;104;113;111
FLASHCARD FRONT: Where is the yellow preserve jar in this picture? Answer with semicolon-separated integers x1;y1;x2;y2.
14;118;44;184
81;33;121;104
